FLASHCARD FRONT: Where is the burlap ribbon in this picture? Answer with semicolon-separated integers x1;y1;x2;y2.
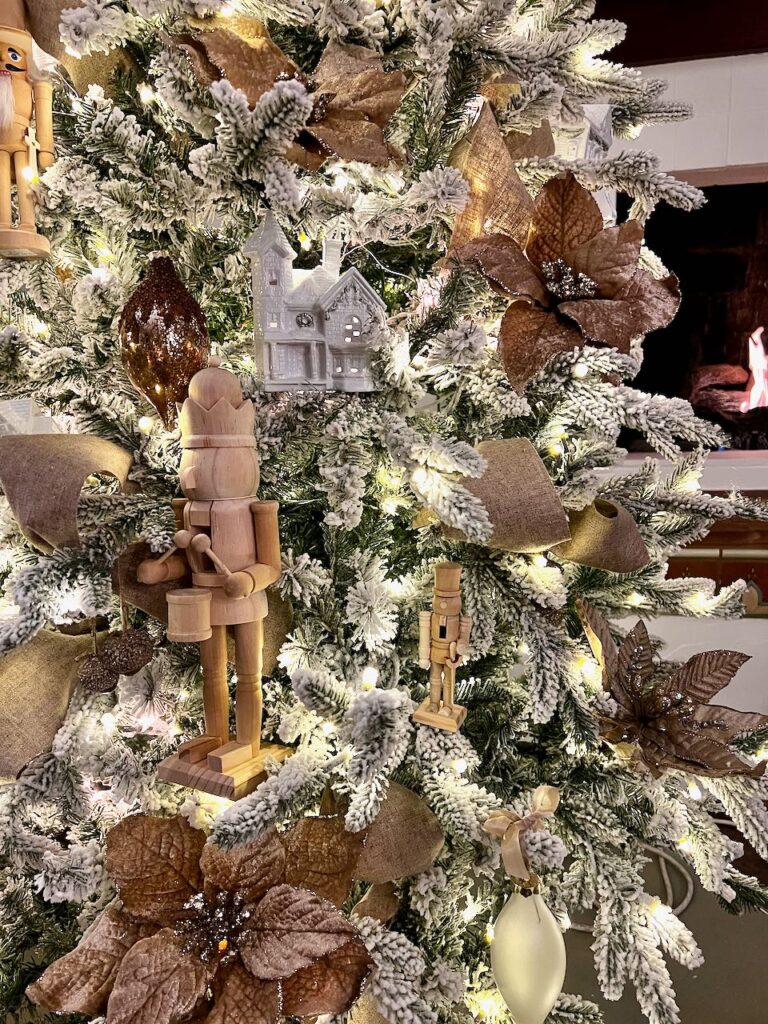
0;434;133;553
449;101;533;250
483;785;560;881
443;439;571;552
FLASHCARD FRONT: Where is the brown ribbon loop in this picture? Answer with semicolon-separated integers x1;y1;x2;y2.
482;785;560;881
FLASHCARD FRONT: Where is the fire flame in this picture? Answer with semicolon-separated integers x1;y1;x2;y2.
741;326;768;412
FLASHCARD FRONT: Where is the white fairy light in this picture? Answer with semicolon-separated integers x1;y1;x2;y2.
687;780;702;800
138;415;154;434
452;757;468;775
321;720;335;736
571;361;589;379
361;665;379;689
101;712;116;734
137;83;156;104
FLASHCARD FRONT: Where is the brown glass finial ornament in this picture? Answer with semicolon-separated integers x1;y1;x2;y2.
119;256;210;427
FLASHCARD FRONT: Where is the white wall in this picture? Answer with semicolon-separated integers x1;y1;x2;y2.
611;53;768;181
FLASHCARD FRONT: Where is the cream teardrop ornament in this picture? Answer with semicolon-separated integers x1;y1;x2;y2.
490;890;566;1024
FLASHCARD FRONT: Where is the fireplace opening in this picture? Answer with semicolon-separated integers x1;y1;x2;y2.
624;181;768;450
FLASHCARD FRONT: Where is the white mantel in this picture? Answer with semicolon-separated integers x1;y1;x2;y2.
612;451;768;493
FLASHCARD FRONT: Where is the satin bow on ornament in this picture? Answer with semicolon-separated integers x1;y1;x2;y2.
483;785;560;881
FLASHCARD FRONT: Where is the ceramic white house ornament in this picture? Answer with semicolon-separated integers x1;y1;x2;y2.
245;213;386;392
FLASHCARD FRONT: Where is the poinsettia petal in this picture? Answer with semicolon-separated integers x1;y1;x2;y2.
201;829;285;906
557;297;636;350
106;815;205;927
240;884;358;982
563;220;643;298
282;815;365;908
642;723;764;778
281;937;372;1017
615;621;654;708
205;962;280;1024
528;171;604;267
455;234;549;305
693;704;768;742
669;650;751;704
498;303;583;391
106;930;211;1024
26;907;153;1016
314;41;407;130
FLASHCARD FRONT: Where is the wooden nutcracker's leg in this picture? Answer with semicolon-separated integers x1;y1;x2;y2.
440;662;456;713
0;152;12;228
207;619;263;773
177;625;228;764
13;151;35;230
428;661;443;712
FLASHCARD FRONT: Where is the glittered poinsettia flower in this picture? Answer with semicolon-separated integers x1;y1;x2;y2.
455;171;681;391
578;600;768;779
27;813;371;1024
173;15;406;170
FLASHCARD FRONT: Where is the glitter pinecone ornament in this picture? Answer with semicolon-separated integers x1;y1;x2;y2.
78;654;119;694
119;256;210;427
101;628;155;676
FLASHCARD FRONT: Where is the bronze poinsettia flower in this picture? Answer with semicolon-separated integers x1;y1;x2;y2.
578;600;768;779
27;813;371;1024
174;15;406;170
455;171;681;391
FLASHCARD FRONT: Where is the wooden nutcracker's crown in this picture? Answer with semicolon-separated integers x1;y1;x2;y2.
433;561;462;596
179;356;256;449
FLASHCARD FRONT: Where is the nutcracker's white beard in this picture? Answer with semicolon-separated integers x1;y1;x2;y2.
0;77;14;135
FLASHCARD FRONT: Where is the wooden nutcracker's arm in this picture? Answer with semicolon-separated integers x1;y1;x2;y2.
32;81;54;166
222;500;281;598
456;615;473;656
418;610;432;667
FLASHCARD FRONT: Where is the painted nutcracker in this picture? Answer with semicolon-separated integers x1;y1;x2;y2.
412;562;473;732
0;0;54;259
137;356;290;799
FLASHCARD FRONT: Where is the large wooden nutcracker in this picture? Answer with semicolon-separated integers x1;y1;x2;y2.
0;0;54;259
137;356;290;799
412;562;473;732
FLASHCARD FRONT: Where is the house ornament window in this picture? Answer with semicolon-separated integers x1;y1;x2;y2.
344;316;362;343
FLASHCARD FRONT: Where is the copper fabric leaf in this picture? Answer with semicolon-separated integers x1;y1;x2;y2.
498;302;583;391
205;962;280;1024
26;907;152;1016
693;704;768;741
106;814;205;926
184;17;295;106
576;599;619;688
668;650;751;705
527;172;604;268
561;269;680;350
282;815;366;908
106;930;211;1024
282;937;372;1017
564;220;643;299
645;723;764;779
314;42;406;130
240;884;358;982
454;234;549;305
615;620;655;708
201;830;286;906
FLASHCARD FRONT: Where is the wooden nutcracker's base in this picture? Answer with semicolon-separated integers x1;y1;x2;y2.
412;698;467;733
0;228;50;260
158;739;292;800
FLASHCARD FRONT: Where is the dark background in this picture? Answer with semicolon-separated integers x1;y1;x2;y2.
597;1;768;65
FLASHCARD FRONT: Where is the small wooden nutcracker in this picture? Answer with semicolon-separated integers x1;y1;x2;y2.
412;562;473;732
0;0;54;259
137;356;290;799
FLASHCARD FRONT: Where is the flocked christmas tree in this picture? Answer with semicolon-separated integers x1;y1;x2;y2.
1;2;768;1024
